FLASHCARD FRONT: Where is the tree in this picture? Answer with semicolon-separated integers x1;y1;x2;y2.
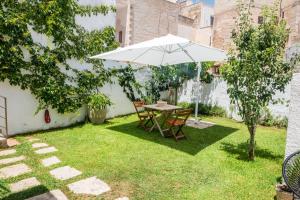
222;1;297;160
0;1;118;113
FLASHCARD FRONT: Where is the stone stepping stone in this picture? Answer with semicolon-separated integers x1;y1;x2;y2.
50;166;82;180
0;163;32;179
32;143;48;149
0;155;25;165
115;197;129;200
0;149;16;157
9;177;40;192
68;176;110;196
7;138;21;147
26;136;40;142
25;189;68;200
41;156;61;167
35;147;57;154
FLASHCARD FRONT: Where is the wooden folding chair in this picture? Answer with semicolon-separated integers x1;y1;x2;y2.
133;101;155;130
166;109;192;141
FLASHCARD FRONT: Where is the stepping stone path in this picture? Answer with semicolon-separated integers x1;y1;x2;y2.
32;143;48;149
0;163;31;179
115;197;129;200
50;166;82;180
35;147;57;154
0;155;25;165
26;189;68;200
9;177;40;192
0;149;16;157
41;156;61;167
68;176;110;196
1;137;118;199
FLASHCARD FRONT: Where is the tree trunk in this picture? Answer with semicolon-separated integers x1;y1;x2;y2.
248;125;256;161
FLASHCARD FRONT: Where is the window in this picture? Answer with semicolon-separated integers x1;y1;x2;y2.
118;31;122;43
210;16;214;26
258;16;263;24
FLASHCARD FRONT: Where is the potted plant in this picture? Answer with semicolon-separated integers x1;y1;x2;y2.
88;93;112;124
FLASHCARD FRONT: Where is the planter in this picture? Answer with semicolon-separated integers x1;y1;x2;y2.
276;184;293;200
88;107;107;124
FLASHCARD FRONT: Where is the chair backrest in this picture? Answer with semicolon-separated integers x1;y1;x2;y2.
283;151;300;198
133;101;145;117
175;109;192;123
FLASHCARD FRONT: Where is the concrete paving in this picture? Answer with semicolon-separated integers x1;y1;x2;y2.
41;156;61;167
0;149;16;157
25;189;68;200
50;166;82;181
9;177;40;192
32;143;49;149
0;155;25;165
0;163;32;179
68;176;111;196
35;147;57;155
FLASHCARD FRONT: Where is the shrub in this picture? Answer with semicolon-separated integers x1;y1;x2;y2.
177;102;227;117
259;108;288;128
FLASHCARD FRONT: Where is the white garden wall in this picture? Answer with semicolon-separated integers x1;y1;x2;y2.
0;0;139;136
285;72;300;157
177;77;291;120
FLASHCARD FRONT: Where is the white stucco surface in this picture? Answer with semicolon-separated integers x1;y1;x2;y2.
177;77;291;120
285;72;300;157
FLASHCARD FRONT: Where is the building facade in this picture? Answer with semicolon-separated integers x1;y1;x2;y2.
212;0;300;50
116;0;214;46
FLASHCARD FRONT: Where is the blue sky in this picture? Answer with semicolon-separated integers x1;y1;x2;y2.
192;0;215;6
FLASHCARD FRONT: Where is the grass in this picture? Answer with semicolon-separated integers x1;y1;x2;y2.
0;115;286;200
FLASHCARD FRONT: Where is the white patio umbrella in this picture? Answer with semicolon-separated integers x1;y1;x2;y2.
91;34;227;119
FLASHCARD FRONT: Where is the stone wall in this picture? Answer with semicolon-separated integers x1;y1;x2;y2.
213;0;276;50
130;0;179;44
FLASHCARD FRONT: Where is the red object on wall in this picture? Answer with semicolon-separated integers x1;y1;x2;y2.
44;109;51;124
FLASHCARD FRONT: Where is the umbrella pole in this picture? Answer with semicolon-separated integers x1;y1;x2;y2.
195;62;201;120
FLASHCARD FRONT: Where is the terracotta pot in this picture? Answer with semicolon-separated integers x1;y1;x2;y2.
276;184;293;200
88;107;107;124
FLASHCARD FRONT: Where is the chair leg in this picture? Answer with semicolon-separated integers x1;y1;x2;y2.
175;126;186;140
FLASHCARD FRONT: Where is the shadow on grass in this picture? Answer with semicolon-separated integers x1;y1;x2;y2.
108;121;238;155
1;185;49;200
220;142;283;161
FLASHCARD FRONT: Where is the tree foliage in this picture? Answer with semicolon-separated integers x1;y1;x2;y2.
222;2;298;160
0;0;118;113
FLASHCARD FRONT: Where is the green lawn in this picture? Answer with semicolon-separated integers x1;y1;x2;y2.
0;115;286;200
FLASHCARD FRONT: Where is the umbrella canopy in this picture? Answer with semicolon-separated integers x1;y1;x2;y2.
91;34;227;119
90;34;227;66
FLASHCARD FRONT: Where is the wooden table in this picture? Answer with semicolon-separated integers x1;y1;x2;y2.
143;104;181;137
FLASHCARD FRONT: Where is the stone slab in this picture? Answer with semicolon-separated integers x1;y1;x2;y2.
32;143;48;149
50;166;82;180
26;189;68;200
186;119;215;129
9;177;40;192
0;155;25;165
35;147;57;155
7;138;21;147
115;197;129;200
0;163;32;179
68;176;110;196
28;138;40;142
41;156;61;167
0;149;16;157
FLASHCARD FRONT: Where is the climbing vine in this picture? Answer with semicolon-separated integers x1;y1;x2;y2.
0;0;118;113
112;65;144;101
